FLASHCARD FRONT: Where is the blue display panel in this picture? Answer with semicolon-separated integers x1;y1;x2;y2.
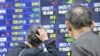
0;0;40;56
41;0;100;56
0;0;100;56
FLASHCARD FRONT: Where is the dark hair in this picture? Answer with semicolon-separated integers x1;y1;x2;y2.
26;25;43;47
66;5;93;29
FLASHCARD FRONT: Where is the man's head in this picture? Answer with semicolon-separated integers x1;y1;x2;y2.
65;5;94;39
26;25;43;47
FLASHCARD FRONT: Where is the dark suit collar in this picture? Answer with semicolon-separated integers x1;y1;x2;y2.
17;43;30;48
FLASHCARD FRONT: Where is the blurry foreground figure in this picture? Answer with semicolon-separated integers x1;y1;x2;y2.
66;5;100;56
5;25;59;56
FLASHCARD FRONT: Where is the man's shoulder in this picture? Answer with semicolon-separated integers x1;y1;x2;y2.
78;31;100;42
73;31;100;47
5;43;28;56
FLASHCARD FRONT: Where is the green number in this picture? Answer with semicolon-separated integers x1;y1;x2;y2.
67;0;73;4
86;0;91;3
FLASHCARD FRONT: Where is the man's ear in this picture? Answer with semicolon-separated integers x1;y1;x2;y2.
91;20;94;30
66;21;72;32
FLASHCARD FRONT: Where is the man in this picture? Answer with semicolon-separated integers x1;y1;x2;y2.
65;5;100;56
6;26;59;56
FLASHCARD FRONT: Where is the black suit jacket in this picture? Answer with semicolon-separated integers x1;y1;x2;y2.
6;39;59;56
71;31;100;56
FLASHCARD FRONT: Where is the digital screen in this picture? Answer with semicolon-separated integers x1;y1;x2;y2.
0;0;100;56
0;0;40;56
41;0;100;56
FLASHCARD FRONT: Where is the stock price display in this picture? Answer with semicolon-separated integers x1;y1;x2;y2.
41;0;100;56
0;0;100;56
0;0;40;56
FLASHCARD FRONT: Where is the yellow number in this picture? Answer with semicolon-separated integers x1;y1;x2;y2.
50;15;56;19
32;2;40;6
50;34;56;38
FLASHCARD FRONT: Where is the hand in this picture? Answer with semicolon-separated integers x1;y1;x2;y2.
36;29;49;41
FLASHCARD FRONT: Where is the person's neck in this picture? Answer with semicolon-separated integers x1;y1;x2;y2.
25;42;36;48
73;27;92;40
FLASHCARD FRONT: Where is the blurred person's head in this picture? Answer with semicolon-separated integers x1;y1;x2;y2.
26;25;43;47
65;5;94;39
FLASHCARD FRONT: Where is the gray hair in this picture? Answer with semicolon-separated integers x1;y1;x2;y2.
66;5;93;29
